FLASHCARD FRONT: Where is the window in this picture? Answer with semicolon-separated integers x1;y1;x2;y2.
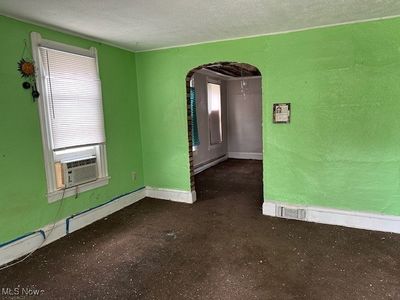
31;32;108;202
207;82;222;145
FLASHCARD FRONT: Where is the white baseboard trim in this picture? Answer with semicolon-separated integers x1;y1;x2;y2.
67;188;146;234
42;219;68;246
0;231;45;267
263;201;400;234
146;187;196;204
0;218;68;267
0;186;198;267
193;155;228;175
0;188;146;267
228;152;262;160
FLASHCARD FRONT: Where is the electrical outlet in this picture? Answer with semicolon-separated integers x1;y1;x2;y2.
131;171;137;182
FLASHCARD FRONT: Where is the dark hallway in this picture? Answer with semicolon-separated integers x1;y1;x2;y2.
1;160;400;299
195;159;263;206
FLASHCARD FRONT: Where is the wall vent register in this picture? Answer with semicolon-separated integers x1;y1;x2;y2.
276;206;306;220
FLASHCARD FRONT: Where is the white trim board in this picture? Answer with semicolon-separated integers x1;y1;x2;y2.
0;188;145;267
0;186;196;267
67;188;146;233
0;231;45;268
48;177;109;203
228;152;262;160
193;155;228;175
146;187;196;204
263;201;400;234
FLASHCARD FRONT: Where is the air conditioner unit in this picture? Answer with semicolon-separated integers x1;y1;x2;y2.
62;156;98;188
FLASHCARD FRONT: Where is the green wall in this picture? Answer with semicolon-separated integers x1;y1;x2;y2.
0;16;144;244
2;15;400;245
136;17;400;216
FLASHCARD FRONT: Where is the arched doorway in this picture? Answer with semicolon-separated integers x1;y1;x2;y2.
186;62;262;200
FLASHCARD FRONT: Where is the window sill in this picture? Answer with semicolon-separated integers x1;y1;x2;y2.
47;177;110;203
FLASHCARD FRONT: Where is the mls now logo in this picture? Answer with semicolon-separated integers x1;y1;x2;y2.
2;287;44;296
1;288;19;296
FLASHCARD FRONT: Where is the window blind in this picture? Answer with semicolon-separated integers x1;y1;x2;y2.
39;47;106;150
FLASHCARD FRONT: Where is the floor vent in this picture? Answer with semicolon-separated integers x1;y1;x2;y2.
277;206;306;220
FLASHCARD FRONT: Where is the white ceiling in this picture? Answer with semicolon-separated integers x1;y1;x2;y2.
1;0;400;52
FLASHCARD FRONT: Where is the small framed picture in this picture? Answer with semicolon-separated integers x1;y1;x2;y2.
273;103;291;124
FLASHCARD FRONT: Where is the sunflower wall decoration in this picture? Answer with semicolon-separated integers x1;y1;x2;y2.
17;40;40;101
18;58;35;78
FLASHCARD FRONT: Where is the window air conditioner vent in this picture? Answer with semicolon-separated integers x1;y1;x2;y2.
66;157;96;169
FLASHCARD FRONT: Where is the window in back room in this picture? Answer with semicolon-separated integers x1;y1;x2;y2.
207;82;222;145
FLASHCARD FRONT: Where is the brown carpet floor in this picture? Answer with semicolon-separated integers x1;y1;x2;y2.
1;159;400;299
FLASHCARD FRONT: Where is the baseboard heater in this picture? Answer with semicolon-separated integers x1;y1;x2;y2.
193;155;228;175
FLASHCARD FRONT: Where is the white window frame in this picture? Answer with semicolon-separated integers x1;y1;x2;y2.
31;32;109;203
206;77;223;149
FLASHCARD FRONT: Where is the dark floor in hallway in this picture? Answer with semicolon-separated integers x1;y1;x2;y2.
1;159;400;299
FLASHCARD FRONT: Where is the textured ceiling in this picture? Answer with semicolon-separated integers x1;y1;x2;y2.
1;0;400;52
